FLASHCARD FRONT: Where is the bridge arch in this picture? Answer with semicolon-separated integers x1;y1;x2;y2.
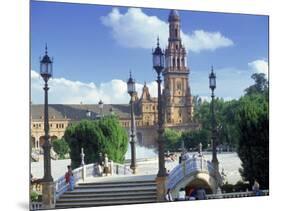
39;136;45;147
50;135;58;142
167;155;222;198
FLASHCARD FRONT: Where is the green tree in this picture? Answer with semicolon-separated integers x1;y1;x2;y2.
245;73;268;96
182;129;209;151
193;97;240;149
64;116;128;169
163;128;181;151
237;93;269;188
52;138;70;159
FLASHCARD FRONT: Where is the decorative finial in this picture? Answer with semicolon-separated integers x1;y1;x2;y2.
45;43;48;55
129;70;132;78
144;81;146;86
211;65;214;72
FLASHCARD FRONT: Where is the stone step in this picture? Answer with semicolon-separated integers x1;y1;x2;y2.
63;186;156;194
56;199;156;208
76;182;156;189
57;194;156;203
60;190;156;198
78;180;156;186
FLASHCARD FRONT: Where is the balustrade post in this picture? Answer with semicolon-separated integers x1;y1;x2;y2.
80;148;86;181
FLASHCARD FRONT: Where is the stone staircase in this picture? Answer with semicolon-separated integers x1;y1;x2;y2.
56;178;157;208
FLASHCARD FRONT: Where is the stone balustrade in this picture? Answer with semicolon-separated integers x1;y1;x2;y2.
206;190;269;199
167;155;218;190
30;202;42;211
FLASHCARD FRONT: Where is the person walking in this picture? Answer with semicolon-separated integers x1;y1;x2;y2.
188;188;196;200
177;188;186;201
252;179;260;196
165;189;174;202
65;165;75;191
196;187;206;200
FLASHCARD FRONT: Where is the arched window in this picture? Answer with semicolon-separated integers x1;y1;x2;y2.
182;58;185;66
175;29;178;38
173;58;176;67
177;58;180;67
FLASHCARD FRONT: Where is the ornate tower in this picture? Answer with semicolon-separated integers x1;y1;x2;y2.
163;10;193;125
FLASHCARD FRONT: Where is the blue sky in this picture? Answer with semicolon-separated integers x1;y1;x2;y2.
31;1;268;104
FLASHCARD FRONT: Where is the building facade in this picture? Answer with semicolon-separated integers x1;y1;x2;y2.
31;10;199;150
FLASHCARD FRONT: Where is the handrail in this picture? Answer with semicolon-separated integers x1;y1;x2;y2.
54;166;83;200
54;162;132;201
112;163;132;175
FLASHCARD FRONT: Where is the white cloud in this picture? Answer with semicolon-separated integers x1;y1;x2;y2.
182;30;233;53
31;70;157;104
248;59;268;78
101;8;233;53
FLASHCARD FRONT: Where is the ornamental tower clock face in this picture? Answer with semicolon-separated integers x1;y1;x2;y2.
163;10;193;125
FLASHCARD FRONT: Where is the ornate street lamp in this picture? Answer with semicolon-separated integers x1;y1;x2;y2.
39;44;55;209
98;100;104;117
40;44;53;183
209;66;219;170
153;37;166;178
127;71;137;174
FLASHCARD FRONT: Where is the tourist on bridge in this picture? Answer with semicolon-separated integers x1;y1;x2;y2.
165;189;174;202
196;187;206;200
65;165;75;191
187;188;196;200
177;188;186;201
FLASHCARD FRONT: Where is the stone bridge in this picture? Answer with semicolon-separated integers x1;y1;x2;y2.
166;154;222;197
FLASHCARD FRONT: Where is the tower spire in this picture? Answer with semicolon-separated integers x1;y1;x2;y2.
157;36;160;47
45;43;48;55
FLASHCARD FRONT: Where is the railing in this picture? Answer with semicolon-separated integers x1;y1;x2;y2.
54;166;83;200
30;202;42;211
167;155;219;190
112;163;132;175
54;162;131;201
206;190;269;199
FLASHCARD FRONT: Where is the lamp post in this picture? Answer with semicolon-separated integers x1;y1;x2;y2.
127;71;137;174
98;100;104;117
39;44;55;208
40;45;53;183
209;66;219;170
153;37;166;178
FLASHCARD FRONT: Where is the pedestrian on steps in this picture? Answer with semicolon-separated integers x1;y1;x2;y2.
65;165;75;191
